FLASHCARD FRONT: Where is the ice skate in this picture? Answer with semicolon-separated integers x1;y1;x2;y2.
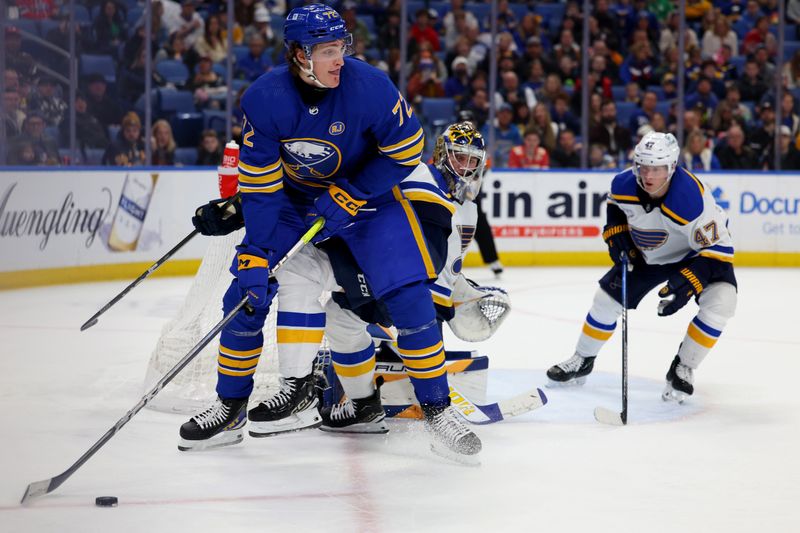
247;375;322;437
423;404;482;465
662;355;694;403
178;396;248;451
546;353;596;387
489;260;504;278
320;379;388;434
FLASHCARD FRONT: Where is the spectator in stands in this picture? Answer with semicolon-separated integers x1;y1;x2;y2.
683;130;721;171
410;8;441;52
701;15;737;60
151;119;176;166
195;14;228;64
550;129;581;168
697;59;727;99
236;34;272;82
782;92;800;137
4;27;37;81
234;0;257;28
710;101;743;139
44;15;87;67
522;59;546;94
444;56;471;103
782;50;800;89
685;44;705;82
628;90;658;133
118;46;166;103
156;32;200;74
620;42;656;89
4;67;19;95
3;88;25;139
752;45;776;85
554;29;581;63
508;127;550;169
406;49;445;103
718;85;750;125
589;142;616;169
742;16;777;57
659;12;699;54
27;76;67;128
164;0;204;48
715;123;759;169
661;72;678;99
649;112;668;133
496;70;535;110
686;77;720;113
768;125;800;170
13;112;59;166
514;13;551;54
624;81;642;105
528;102;558;153
443;1;478;51
196;129;223;165
556;55;579;89
84;73;124;129
536;74;564;108
740;1;765;29
590;100;633;163
377;9;402;53
737;60;769;102
92;0;127;55
715;44;738;81
243;4;276;47
461;88;489;129
551;93;580;135
588;15;619;55
589;92;603;127
341;1;371;49
748;101;778;165
482;103;523;167
512;101;531;131
189;55;222;92
7;139;37;165
61;92;109;150
103;112;146;167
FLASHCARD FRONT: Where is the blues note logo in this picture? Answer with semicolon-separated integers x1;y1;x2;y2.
630;227;668;250
281;138;342;180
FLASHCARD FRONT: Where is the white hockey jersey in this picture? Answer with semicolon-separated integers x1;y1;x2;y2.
608;167;734;266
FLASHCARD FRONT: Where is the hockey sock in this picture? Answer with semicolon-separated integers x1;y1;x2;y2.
277;311;326;378
331;343;376;400
677;283;736;369
575;288;623;357
216;331;263;399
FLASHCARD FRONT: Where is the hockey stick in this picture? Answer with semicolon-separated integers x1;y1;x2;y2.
80;194;241;331
449;385;548;425
22;218;325;504
594;255;630;426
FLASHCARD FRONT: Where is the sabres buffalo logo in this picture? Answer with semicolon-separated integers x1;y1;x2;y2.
281;138;342;180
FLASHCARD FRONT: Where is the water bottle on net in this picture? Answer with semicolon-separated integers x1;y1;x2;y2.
218;140;239;198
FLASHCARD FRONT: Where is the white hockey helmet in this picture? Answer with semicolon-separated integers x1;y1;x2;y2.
632;131;680;187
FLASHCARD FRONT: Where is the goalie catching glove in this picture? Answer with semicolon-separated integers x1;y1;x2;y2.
236;245;278;312
657;257;715;316
308;182;367;243
192;196;244;236
447;277;511;342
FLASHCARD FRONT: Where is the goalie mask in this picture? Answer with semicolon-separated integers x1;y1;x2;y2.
433;122;487;203
632;131;680;192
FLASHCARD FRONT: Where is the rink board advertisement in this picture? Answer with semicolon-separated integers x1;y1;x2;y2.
0;169;219;287
472;170;800;266
1;169;799;288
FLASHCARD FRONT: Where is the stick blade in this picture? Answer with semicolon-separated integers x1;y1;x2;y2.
497;387;548;418
80;317;99;331
21;478;53;504
594;406;626;426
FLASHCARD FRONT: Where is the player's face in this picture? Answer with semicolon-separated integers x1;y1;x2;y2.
638;165;669;197
309;40;346;87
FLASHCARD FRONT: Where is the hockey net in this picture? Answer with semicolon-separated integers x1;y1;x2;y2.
144;228;286;414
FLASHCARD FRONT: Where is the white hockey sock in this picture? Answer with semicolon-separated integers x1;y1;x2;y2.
677;282;737;369
575;288;623;358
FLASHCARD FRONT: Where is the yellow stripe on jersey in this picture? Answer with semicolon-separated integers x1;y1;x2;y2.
582;322;614;341
276;328;325;344
685;170;705;194
239;181;283;194
610;194;639;203
392;187;436;279
397;340;443;357
431;291;453;307
218;356;260;369
386;135;425;162
662;204;690;225
218;366;257;377
687;322;718;348
401;351;445;370
379;127;424;154
698;251;735;263
238;169;282;185
239;160;281;176
403;190;457;214
333;358;376;378
219;346;262;358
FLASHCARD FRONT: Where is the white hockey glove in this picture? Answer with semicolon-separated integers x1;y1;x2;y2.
448;277;511;342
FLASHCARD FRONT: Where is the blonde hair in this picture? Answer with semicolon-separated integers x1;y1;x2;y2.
152;119;176;152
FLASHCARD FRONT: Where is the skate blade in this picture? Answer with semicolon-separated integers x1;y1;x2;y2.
661;383;689;404
430;442;481;467
248;410;322;437
178;430;243;451
546;376;587;388
319;420;389;434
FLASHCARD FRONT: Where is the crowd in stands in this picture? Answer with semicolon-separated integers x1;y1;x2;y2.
4;0;800;171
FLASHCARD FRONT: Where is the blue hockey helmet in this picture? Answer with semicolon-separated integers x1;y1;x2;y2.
284;4;353;56
433;122;487;203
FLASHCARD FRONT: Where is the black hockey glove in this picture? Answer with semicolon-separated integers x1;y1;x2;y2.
192;197;244;236
602;223;640;267
657;260;711;316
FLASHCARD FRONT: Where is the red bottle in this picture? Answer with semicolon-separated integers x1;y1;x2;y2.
218;140;239;198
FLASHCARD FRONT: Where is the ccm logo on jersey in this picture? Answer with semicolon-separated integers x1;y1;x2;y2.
330;185;366;216
357;273;371;297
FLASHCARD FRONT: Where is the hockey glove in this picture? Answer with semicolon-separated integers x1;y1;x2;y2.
192;197;244;236
603;223;640;268
308;182;367;242
236;245;278;311
657;261;710;317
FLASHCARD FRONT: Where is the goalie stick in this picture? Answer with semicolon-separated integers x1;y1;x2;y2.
594;254;630;426
21;218;325;505
80;194;241;331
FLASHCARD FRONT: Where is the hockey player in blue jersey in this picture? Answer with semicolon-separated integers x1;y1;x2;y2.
178;4;481;458
547;132;737;402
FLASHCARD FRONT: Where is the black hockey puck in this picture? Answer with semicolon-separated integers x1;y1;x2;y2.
95;496;118;507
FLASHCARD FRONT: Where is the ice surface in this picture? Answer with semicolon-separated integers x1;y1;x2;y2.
1;267;798;532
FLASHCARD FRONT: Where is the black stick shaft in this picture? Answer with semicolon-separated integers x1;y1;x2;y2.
621;257;629;425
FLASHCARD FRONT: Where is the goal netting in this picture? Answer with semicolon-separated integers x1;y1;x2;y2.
143;228;284;414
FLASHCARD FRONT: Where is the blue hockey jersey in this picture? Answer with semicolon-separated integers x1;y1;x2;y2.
237;57;425;251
